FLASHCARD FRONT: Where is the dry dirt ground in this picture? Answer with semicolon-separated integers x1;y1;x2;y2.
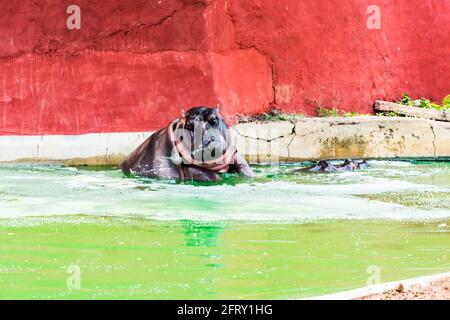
358;277;450;300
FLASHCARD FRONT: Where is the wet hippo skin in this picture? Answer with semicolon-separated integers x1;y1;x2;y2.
120;107;254;182
299;159;370;173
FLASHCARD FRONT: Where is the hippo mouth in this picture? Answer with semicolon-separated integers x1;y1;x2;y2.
168;119;237;171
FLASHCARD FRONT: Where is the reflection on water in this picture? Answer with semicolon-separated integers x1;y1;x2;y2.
0;161;449;221
182;220;223;247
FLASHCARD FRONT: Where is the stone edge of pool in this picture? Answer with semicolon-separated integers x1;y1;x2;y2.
301;271;450;300
1;116;449;165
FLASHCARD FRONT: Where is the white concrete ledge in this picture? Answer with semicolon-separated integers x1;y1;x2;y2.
0;132;153;165
233;117;450;162
303;271;450;300
1;117;449;165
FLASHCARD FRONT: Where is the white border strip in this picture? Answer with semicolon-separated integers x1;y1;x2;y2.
304;271;450;300
0;132;153;161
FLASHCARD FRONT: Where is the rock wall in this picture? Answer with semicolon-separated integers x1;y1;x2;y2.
232;118;450;162
0;0;449;135
3;118;449;164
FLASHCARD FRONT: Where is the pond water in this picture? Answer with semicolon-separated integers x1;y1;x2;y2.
0;161;449;299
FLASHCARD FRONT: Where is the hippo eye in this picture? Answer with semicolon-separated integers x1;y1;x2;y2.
185;121;194;131
208;115;218;126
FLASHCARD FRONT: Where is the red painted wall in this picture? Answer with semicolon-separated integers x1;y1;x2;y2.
0;0;449;135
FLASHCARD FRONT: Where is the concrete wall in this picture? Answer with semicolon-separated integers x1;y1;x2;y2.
2;118;449;164
232;117;450;163
1;0;449;136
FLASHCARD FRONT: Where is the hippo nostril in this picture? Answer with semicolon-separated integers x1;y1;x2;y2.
202;136;216;148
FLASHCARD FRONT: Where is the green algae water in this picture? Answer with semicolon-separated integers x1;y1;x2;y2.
0;161;449;299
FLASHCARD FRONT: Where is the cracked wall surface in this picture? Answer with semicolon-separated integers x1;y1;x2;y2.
3;117;448;164
232;118;450;162
1;0;449;136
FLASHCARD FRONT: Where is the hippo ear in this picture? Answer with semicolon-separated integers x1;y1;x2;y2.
181;109;186;118
214;104;220;114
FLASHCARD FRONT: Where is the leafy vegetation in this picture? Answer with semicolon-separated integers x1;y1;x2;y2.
443;95;450;108
257;112;305;122
316;106;369;117
375;111;399;117
398;94;450;112
237;107;305;123
241;94;450;122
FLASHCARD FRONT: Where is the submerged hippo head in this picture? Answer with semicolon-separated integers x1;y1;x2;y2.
341;159;358;171
170;106;233;165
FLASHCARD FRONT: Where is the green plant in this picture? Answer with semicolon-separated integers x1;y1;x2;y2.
238;107;306;123
376;111;400;117
317;106;339;117
400;94;413;105
342;111;368;117
398;94;450;112
443;95;450;108
317;106;369;117
259;113;304;122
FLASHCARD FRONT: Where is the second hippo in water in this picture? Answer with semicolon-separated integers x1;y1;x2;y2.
299;159;370;173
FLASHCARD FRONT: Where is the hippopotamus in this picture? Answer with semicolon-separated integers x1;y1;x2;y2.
120;106;254;182
299;159;370;173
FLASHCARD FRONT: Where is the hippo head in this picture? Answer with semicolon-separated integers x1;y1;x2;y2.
173;106;232;164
